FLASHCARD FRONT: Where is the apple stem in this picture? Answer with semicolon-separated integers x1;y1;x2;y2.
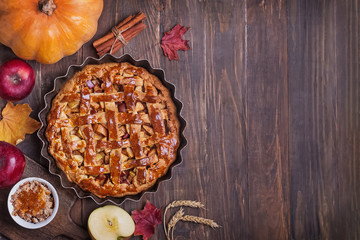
10;74;22;85
38;0;56;16
107;219;113;226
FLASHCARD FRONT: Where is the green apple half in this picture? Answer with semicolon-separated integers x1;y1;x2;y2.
88;205;135;240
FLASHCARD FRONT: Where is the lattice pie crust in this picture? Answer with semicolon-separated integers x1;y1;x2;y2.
46;62;180;198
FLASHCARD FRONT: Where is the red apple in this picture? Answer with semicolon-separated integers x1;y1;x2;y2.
0;141;26;188
0;59;35;101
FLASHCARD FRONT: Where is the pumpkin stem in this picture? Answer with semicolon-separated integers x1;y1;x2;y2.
38;0;56;16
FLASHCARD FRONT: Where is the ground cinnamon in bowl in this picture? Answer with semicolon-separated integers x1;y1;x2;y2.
10;180;54;223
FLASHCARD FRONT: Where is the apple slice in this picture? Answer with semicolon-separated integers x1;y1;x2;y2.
88;205;135;240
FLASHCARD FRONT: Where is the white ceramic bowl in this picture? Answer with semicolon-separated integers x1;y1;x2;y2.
7;177;59;229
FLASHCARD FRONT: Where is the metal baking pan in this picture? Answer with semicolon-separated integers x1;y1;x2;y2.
37;54;187;205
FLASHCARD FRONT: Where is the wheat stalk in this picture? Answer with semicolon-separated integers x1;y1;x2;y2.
180;215;220;228
166;208;184;239
171;215;220;240
163;200;205;239
166;200;205;209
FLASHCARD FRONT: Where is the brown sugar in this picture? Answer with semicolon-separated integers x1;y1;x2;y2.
11;180;54;223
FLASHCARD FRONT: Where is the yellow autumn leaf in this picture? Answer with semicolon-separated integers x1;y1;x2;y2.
0;102;41;145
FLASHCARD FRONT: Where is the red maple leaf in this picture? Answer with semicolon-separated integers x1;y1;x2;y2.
131;201;162;240
161;24;190;60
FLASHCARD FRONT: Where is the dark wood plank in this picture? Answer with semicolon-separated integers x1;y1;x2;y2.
288;0;360;239
335;1;360;239
245;0;290;239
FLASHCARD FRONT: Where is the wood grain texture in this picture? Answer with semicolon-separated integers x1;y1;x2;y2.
246;0;290;239
0;0;359;239
288;1;360;239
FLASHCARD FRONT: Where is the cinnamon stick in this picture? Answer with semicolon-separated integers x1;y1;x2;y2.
93;14;134;48
98;24;146;57
93;12;147;56
96;23;146;55
93;13;145;48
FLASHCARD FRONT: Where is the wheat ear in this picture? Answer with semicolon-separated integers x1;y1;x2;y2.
171;215;220;240
163;200;204;238
166;208;184;240
180;215;220;228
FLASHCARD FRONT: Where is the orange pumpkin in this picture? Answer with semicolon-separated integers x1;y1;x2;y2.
0;0;103;64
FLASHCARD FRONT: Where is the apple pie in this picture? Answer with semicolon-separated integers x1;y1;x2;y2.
45;62;180;198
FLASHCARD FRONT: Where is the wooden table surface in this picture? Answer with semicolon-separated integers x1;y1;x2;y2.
0;0;359;239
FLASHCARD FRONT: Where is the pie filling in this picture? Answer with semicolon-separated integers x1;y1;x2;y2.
46;62;180;198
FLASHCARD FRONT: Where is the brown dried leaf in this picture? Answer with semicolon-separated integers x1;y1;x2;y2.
0;102;41;145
